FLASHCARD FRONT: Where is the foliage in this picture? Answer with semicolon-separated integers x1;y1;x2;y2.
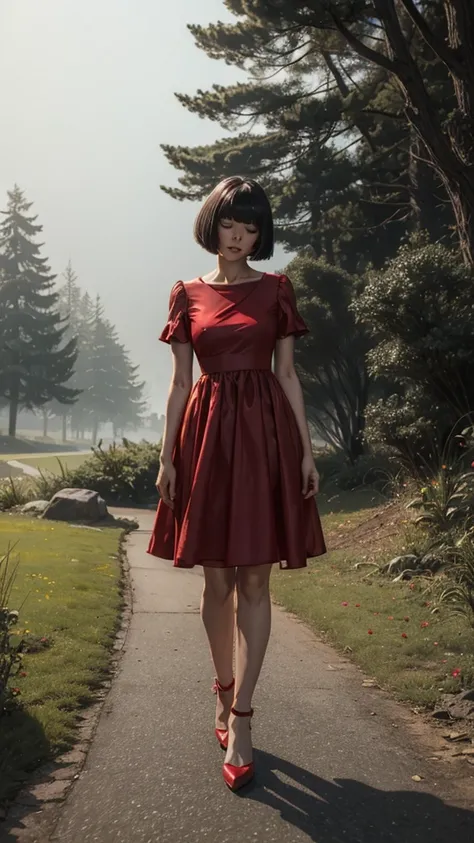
353;241;474;458
384;424;474;626
288;253;371;459
0;187;79;437
0;546;26;716
66;439;161;504
333;453;398;493
162;1;461;269
33;462;70;501
0;477;34;512
438;538;474;628
53;276;147;443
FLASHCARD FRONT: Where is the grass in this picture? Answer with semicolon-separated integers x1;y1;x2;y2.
271;489;474;709
0;515;124;805
11;453;90;474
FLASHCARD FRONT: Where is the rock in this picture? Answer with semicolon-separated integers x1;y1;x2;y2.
21;500;49;514
42;488;107;522
104;513;139;531
459;688;474;702
432;708;452;721
443;730;470;742
447;699;474;720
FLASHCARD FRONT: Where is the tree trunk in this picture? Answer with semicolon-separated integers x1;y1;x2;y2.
8;393;18;438
442;174;474;266
333;0;474;264
62;414;67;443
92;417;99;446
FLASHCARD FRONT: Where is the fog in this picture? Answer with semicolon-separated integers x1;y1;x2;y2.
0;0;289;412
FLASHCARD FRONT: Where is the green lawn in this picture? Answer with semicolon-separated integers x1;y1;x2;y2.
272;491;474;708
14;453;90;474
0;452;90;476
0;515;124;805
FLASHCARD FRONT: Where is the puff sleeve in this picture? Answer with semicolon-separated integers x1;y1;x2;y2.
277;275;309;339
159;281;191;344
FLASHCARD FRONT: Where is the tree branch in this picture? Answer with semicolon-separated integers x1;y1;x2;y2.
398;0;462;72
323;8;396;74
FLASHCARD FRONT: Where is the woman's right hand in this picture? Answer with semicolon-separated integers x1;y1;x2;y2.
156;459;176;509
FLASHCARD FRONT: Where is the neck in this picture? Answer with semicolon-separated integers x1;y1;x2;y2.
214;255;251;283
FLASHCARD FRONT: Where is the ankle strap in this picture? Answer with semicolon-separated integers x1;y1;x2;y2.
212;677;235;694
231;706;253;718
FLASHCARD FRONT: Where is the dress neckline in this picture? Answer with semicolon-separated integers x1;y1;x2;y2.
199;273;266;288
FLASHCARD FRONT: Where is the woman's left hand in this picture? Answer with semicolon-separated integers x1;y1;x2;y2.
301;455;319;498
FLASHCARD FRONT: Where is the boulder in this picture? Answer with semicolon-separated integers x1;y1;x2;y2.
41;488;108;522
21;500;50;514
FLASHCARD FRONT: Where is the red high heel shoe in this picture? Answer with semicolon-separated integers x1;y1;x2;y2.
212;677;235;749
222;707;254;791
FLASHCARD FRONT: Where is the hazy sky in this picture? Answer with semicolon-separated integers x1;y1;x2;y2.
0;0;288;412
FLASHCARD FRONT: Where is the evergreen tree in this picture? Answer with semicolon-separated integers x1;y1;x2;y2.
46;261;83;441
78;298;146;444
162;1;457;268
0;186;79;437
289;253;371;460
109;348;147;438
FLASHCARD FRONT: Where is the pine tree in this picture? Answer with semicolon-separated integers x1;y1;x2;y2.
45;261;83;441
109;348;147;438
0;186;79;437
79;299;146;444
162;2;457;268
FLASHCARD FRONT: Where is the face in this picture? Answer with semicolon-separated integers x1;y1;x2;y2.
217;217;260;261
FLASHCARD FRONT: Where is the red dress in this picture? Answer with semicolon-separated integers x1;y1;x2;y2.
147;272;326;569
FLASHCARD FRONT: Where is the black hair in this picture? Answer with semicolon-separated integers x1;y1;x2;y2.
194;176;274;260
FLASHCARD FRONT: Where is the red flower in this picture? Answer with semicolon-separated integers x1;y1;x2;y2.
40;637;48;643
373;612;380;615
20;671;27;677
355;603;361;608
401;633;408;639
409;583;415;590
433;642;439;646
451;668;461;679
341;601;349;607
368;629;373;635
388;616;394;620
404;616;410;622
421;621;429;628
12;688;21;695
471;460;474;468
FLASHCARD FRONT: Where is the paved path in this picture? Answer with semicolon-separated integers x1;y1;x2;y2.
48;512;472;843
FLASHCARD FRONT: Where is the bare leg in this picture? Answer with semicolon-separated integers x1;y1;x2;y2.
200;567;236;731
225;563;272;767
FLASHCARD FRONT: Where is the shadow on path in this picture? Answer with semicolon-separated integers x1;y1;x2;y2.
241;749;473;843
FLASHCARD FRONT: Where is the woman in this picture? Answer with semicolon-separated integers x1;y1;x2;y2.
148;176;326;791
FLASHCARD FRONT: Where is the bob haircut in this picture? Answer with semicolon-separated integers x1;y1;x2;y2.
194;176;274;261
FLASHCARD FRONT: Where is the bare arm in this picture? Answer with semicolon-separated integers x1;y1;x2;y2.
274;335;319;497
157;340;193;507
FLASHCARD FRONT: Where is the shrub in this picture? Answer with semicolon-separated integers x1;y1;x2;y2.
354;240;474;459
333;452;399;492
438;537;474;628
33;462;71;501
0;478;35;512
0;546;26;716
405;424;474;535
66;439;161;504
